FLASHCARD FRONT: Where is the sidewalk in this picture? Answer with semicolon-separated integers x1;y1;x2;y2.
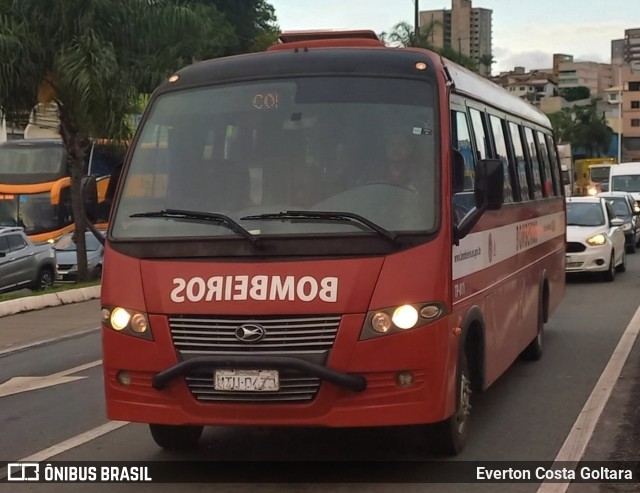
0;286;101;354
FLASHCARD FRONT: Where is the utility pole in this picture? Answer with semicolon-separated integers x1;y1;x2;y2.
414;0;419;44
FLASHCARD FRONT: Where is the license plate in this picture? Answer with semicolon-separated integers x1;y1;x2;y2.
214;369;279;392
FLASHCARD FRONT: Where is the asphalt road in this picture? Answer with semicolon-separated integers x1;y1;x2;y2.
0;261;639;492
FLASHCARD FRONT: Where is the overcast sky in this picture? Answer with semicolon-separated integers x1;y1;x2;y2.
269;0;640;74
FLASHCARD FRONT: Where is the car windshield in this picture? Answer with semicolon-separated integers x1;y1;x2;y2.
590;167;610;183
566;202;605;226
54;233;102;252
611;174;640;193
111;77;438;241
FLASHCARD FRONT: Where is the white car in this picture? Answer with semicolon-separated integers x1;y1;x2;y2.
565;197;626;281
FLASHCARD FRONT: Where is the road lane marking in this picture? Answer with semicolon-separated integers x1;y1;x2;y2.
0;326;100;357
537;303;640;493
19;421;130;462
0;360;102;398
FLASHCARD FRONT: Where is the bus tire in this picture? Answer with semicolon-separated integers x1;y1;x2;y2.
431;351;471;455
149;424;203;450
521;287;545;361
31;267;54;291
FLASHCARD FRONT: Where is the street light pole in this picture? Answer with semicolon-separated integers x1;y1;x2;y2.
414;0;419;43
618;65;623;164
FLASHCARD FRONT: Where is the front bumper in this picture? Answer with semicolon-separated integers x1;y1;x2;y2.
152;355;367;392
565;244;612;273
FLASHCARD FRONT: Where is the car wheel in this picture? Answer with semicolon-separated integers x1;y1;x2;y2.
603;252;616;282
149;424;203;450
31;267;54;291
616;250;626;273
93;264;103;279
430;351;471;455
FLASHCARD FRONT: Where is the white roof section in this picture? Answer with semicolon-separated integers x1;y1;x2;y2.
443;59;551;128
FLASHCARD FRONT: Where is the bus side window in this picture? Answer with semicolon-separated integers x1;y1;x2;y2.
523;127;544;198
488;115;515;203
543;133;562;196
468;108;491;162
508;122;531;200
452;110;475;190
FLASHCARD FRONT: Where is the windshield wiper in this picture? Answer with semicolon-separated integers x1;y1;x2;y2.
240;210;399;244
130;209;259;244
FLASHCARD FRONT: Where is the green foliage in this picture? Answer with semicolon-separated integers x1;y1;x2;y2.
385;20;479;73
560;86;591;102
0;0;278;282
549;99;613;157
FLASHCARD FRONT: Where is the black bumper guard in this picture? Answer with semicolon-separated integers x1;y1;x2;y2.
152;355;367;392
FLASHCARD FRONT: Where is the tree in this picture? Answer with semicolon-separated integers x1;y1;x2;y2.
0;0;227;280
560;86;591;102
178;0;279;55
386;20;478;73
549;100;613;157
478;53;495;76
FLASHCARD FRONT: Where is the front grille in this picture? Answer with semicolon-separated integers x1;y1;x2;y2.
168;314;341;403
566;262;584;269
566;242;586;253
57;264;74;270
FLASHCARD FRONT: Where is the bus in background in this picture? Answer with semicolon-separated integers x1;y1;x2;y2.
0;138;125;243
573;157;616;196
97;30;565;455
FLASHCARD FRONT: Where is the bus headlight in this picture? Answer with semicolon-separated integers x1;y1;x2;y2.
392;305;419;329
361;302;446;340
102;306;152;340
586;234;606;246
587;187;598;196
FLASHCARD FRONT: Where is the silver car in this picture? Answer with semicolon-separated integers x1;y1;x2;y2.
54;231;105;281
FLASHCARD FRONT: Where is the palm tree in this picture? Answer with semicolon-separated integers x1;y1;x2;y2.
387;19;440;49
478;53;495;76
0;0;227;279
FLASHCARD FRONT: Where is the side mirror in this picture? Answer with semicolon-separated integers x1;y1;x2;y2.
610;218;624;227
454;159;504;243
82;176;98;222
81;176;105;245
474;159;504;210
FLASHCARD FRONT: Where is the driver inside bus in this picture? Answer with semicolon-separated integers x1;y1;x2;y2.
381;130;431;193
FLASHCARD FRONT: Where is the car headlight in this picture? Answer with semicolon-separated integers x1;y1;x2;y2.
621;223;632;231
587;187;598;196
361;302;446;340
586;234;607;246
101;306;152;340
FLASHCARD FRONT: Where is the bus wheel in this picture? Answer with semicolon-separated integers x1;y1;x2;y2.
521;291;544;361
149;424;203;450
32;268;54;291
431;353;471;455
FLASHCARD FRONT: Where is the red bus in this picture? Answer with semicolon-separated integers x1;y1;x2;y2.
97;30;565;454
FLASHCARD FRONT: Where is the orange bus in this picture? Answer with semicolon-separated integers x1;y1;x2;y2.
98;30;565;454
0;138;124;243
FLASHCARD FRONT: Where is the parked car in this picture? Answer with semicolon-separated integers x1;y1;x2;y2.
565;197;626;281
0;227;56;292
598;191;640;253
54;231;105;281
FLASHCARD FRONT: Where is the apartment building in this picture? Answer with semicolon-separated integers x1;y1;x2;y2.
419;0;492;76
491;67;557;107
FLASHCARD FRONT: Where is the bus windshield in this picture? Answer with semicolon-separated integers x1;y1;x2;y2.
0;192;64;235
112;77;437;241
0;141;66;184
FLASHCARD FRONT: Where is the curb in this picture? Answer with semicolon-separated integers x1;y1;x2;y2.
0;286;101;318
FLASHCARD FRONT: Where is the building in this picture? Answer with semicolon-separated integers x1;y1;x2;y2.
491;67;557;107
420;0;493;76
557;60;613;97
620;66;640;162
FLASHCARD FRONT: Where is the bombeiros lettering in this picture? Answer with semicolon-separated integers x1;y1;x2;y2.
170;275;339;303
